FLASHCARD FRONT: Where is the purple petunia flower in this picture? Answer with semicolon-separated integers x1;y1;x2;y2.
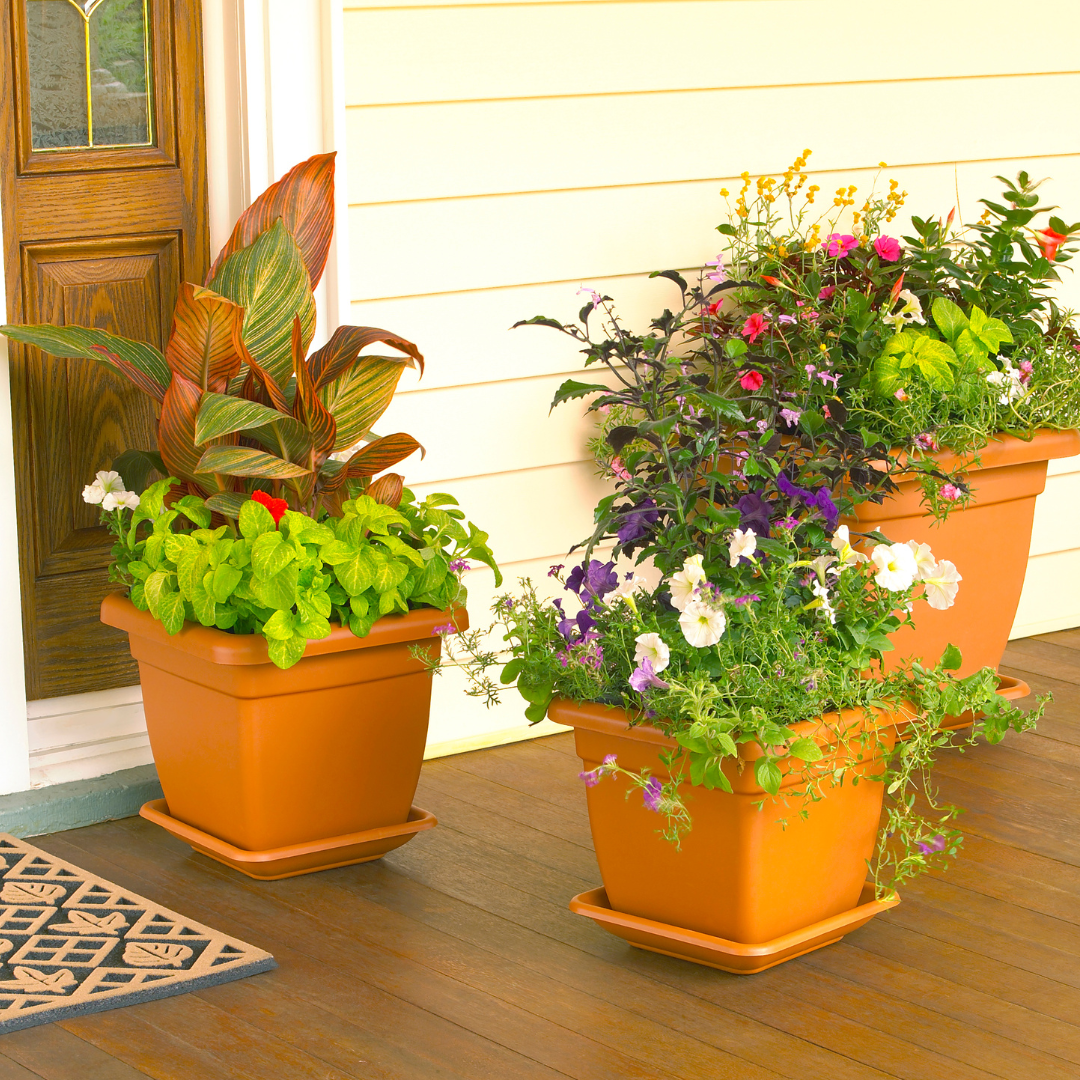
642;777;664;813
567;559;619;606
811;487;840;530
557;608;596;644
616;499;659;544
777;473;814;503
737;491;773;537
629;657;671;693
917;834;948;855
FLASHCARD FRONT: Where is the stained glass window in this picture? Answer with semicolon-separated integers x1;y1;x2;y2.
25;0;152;151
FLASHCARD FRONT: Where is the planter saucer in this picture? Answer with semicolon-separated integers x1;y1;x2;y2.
941;673;1030;733
140;800;437;880
569;882;899;975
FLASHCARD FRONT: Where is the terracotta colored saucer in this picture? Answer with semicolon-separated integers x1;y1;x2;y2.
569;882;899;974
140;800;436;880
941;673;1030;733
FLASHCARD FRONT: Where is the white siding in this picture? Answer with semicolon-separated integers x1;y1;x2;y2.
343;0;1080;748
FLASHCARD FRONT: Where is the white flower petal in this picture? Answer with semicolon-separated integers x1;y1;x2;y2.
678;601;726;648
728;528;757;567
634;632;671;673
870;542;917;591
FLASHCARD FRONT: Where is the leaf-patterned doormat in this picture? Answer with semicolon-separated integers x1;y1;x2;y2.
0;834;275;1033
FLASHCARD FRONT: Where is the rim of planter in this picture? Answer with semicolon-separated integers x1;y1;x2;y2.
100;591;467;667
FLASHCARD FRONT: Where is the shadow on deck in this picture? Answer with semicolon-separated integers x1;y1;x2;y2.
1;633;1078;1079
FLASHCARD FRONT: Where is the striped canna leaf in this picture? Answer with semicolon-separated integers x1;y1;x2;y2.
0;324;170;400
318;356;415;452
323;433;422;493
195;391;312;464
205;152;336;291
366;472;404;507
195;445;312;480
291;317;336;459
309;325;424;390
204;491;248;519
208;220;316;389
165;284;245;392
159;372;211;486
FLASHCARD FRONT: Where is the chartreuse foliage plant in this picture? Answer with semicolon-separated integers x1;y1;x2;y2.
1;153;426;519
99;476;499;669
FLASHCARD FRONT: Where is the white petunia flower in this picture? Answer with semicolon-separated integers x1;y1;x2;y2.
668;554;708;611
728;528;757;568
678;601;727;648
870;542;918;591
634;632;671;673
906;540;938;582
986;361;1024;405
811;580;837;624
921;559;962;610
830;525;868;568
615;574;648;600
809;554;837;583
882;289;927;331
83;470;127;507
105;490;141;512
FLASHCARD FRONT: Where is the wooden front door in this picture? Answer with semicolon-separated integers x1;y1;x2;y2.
0;0;208;698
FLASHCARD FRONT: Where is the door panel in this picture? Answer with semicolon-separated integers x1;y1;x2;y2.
2;0;207;698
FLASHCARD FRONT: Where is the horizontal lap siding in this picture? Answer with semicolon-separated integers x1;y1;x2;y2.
343;0;1080;746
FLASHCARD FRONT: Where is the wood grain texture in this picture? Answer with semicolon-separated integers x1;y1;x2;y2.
1;632;1074;1077
1;0;209;699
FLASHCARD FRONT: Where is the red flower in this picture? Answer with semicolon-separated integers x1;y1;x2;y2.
741;313;769;343
760;275;781;286
1036;227;1069;261
889;272;905;304
739;370;764;392
251;489;288;524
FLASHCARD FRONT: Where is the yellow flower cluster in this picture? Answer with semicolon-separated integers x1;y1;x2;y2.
833;184;858;208
736;170;751;218
884;178;908;223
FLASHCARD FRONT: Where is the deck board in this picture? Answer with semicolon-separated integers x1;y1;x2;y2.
2;634;1078;1078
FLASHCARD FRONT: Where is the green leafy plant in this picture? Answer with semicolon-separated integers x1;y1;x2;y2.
98;476;499;669
2;154;426;519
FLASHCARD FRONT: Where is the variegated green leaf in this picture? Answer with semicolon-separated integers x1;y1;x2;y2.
204;492;248;519
195;445;311;480
209;220;317;389
318;356;413;452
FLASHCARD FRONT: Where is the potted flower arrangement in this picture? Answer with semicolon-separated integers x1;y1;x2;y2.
1;154;499;880
681;153;1080;677
432;293;1043;973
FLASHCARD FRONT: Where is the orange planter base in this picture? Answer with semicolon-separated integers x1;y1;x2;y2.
569;882;899;975
140;800;437;880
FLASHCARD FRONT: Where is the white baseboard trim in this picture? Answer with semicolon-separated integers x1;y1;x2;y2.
424;718;571;760
1009;613;1080;640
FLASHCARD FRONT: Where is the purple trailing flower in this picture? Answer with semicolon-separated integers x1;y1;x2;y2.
817;371;840;388
777;314;797;325
737;491;772;537
547;563;565;578
629;657;671;693
779;408;802;427
616;499;659;544
777;516;799;530
579;753;618;788
705;254;727;283
448;559;471;574
566;559;619;606
917;834;948;855
642;777;664;812
733;593;762;605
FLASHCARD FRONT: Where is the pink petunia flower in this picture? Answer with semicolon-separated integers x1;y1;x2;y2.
818;285;836;300
739;369;764;392
873;236;902;262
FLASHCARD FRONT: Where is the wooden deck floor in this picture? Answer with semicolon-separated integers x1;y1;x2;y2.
1;633;1078;1079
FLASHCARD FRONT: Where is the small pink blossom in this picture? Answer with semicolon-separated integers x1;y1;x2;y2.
780;408;802;427
805;364;816;377
913;433;939;451
1019;359;1034;384
611;457;631;482
823;234;857;259
739;370;764;391
741;313;769;343
873;236;902;262
818;286;836;300
895;388;909;402
940;483;962;501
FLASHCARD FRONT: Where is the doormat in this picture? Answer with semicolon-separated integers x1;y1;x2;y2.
0;834;275;1033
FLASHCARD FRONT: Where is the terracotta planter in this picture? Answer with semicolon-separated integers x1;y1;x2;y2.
550;698;901;973
101;593;465;879
844;428;1080;678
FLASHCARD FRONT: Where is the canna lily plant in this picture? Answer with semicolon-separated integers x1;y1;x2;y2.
1;153;424;519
